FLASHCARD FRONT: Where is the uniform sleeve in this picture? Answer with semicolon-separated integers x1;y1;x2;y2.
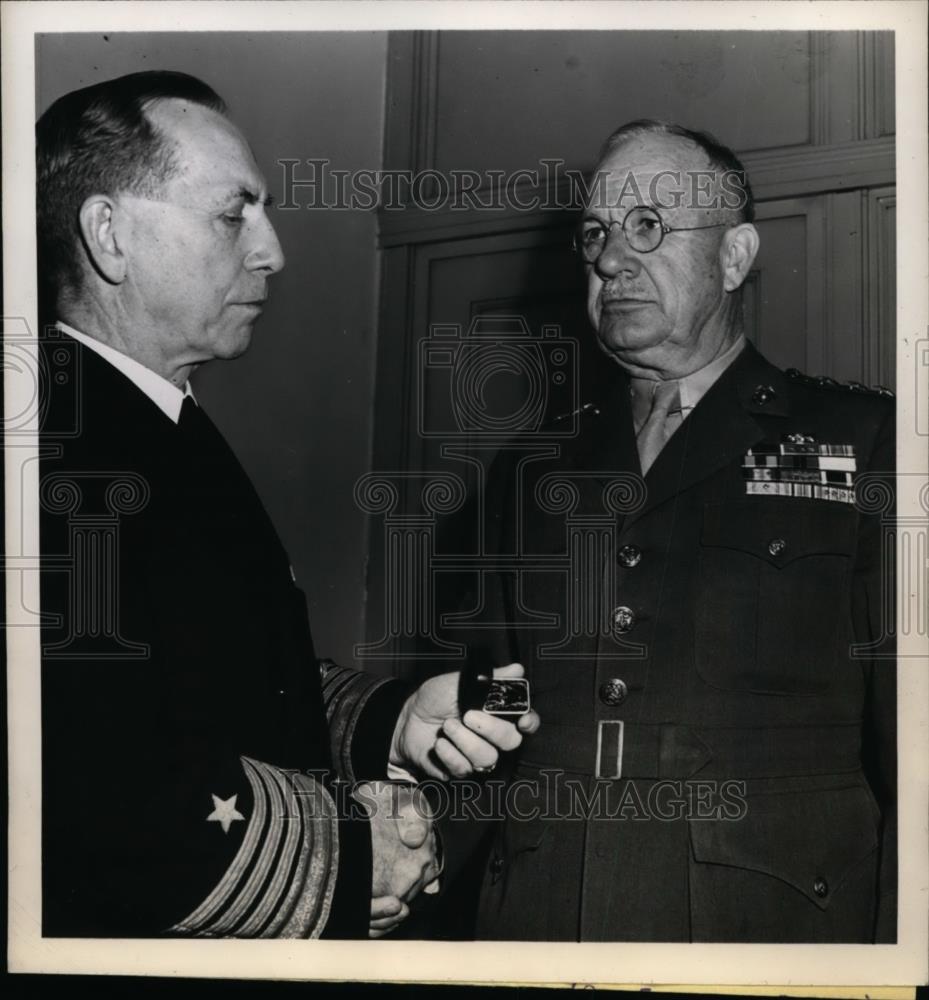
40;647;365;939
319;660;411;783
37;341;377;940
40;684;352;938
168;758;340;938
853;402;897;942
38;472;373;939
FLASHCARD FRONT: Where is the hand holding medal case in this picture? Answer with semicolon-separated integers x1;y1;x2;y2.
458;646;531;717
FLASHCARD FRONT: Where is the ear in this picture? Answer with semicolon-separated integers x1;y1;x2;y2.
721;223;760;292
77;195;127;285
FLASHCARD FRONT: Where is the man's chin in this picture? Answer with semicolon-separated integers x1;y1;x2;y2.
214;327;254;360
595;321;667;361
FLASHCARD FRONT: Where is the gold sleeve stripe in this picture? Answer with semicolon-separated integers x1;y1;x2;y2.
234;762;304;937
336;674;390;782
219;761;293;935
320;667;362;705
169;756;267;934
320;662;388;714
169;758;339;939
277;770;339;938
320;662;391;782
260;771;316;938
206;756;287;935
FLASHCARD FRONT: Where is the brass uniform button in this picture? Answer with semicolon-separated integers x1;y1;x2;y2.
767;538;787;557
611;605;636;634
599;678;629;706
617;544;642;568
813;877;829;898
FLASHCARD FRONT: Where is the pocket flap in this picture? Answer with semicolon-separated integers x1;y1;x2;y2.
505;815;548;855
702;500;856;566
690;784;878;910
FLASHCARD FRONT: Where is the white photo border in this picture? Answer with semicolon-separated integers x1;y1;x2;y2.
4;0;928;987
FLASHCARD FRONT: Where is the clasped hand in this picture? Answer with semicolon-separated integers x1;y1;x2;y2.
366;662;540;936
354;781;440;938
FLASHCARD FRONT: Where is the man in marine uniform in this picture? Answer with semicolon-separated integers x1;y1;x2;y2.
36;71;537;939
465;120;895;942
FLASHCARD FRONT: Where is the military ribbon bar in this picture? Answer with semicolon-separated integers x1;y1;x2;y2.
742;439;857;504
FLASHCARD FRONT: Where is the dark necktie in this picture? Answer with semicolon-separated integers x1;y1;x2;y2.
178;395;245;477
176;394;292;592
177;395;262;521
178;394;213;441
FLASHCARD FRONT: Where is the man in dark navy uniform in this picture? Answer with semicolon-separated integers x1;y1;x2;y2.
469;121;895;942
37;71;537;939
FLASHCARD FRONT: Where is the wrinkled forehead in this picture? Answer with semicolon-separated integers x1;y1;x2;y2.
587;133;722;215
146;98;265;193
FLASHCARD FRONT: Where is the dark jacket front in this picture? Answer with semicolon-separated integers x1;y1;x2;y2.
468;342;896;942
39;332;404;938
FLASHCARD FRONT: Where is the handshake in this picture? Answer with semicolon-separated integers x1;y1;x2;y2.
359;663;539;937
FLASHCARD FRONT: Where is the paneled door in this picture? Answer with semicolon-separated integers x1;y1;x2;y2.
365;30;896;665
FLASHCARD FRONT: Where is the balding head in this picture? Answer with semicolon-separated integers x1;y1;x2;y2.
594;119;754;223
37;72;284;387
37;71;227;304
580;121;760;378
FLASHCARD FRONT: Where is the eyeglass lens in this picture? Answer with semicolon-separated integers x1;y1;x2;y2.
578;207;664;262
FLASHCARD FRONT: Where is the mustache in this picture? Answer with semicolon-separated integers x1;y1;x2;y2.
598;278;651;298
600;289;654;304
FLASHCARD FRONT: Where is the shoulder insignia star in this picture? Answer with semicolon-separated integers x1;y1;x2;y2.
207;793;245;834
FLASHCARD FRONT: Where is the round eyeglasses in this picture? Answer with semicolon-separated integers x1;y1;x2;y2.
573;205;731;262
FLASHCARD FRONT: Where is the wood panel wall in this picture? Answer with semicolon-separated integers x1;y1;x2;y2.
364;30;896;662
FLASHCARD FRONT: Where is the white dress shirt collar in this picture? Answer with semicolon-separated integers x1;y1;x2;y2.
629;334;746;426
57;321;194;425
675;334;746;413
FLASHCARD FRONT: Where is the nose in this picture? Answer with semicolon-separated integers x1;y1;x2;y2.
594;222;641;281
244;211;286;275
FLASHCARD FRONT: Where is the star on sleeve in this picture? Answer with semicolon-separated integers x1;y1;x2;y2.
206;793;245;834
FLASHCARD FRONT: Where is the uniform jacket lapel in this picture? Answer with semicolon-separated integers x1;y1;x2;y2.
583;342;794;528
560;378;641;526
578;376;639;480
633;342;794;523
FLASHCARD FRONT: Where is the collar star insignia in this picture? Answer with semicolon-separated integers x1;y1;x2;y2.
207;793;245;834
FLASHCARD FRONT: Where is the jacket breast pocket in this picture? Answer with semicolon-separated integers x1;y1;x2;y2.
694;500;857;694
